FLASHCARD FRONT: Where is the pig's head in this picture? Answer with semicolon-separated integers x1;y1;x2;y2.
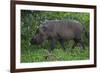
30;26;47;45
30;33;44;45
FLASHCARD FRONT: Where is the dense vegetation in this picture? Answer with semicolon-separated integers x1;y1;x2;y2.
21;10;90;62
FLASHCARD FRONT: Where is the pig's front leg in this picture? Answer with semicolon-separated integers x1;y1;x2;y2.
59;39;66;51
49;38;56;52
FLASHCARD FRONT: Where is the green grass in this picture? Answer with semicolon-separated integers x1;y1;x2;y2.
21;46;89;63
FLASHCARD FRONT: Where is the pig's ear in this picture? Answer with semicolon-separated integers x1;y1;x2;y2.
42;26;47;32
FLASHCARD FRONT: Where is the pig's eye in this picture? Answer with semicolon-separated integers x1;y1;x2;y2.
42;26;47;32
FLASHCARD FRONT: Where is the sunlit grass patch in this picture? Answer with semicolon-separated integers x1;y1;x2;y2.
21;47;89;63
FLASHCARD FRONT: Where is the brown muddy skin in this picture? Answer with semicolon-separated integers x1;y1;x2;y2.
30;20;86;51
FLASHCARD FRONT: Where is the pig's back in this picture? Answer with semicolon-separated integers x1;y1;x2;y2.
43;20;82;32
42;20;82;39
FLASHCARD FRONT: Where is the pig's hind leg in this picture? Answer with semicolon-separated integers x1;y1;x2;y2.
73;38;85;50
